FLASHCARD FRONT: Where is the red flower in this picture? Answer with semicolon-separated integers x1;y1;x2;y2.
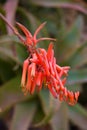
17;22;79;105
16;22;56;46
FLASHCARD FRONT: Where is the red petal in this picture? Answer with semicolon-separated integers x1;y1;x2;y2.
47;43;53;61
35;51;42;63
49;62;55;76
62;78;67;85
48;84;57;98
34;22;47;45
56;64;62;72
30;76;37;94
37;49;50;76
36;72;42;87
37;37;56;44
16;22;32;38
40;48;49;71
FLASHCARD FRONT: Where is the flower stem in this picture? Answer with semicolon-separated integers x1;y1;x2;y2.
0;13;24;43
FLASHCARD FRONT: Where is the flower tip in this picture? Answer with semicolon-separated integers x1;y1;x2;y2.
16;22;22;27
42;21;47;26
53;38;56;42
49;38;56;42
16;22;20;26
16;22;32;38
75;91;80;101
34;21;47;39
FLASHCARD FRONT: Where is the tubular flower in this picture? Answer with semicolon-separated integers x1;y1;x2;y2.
17;22;79;105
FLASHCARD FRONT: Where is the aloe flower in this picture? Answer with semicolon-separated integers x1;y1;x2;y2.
16;22;79;105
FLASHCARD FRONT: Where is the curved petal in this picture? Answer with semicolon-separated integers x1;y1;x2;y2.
33;22;46;42
16;22;32;38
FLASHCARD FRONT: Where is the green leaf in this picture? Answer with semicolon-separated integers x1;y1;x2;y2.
68;103;87;130
34;109;54;127
0;35;28;64
15;43;28;64
67;41;87;67
67;69;87;85
39;89;60;115
0;35;20;45
0;8;6;34
17;7;38;33
51;103;69;130
10;101;37;130
39;89;51;114
0;59;15;82
56;16;83;63
33;103;45;124
0;47;21;65
66;84;82;93
0;75;34;113
35;89;61;126
29;0;74;7
29;0;87;15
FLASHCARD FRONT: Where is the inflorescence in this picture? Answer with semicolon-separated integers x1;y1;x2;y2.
16;22;79;105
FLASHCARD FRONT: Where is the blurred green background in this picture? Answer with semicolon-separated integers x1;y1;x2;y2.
0;0;87;130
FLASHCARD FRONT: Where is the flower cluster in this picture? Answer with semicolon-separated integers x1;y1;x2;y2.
17;22;79;105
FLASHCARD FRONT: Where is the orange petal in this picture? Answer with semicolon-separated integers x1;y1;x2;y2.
51;75;58;90
26;65;32;92
75;91;80;101
62;66;70;75
62;78;67;85
59;92;64;101
43;62;50;76
69;92;74;103
64;87;68;97
54;70;64;90
36;50;50;76
35;51;42;63
40;48;49;71
31;63;36;77
47;43;53;60
67;91;75;105
21;59;29;87
58;69;64;78
36;72;42;87
30;76;37;94
49;61;55;76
